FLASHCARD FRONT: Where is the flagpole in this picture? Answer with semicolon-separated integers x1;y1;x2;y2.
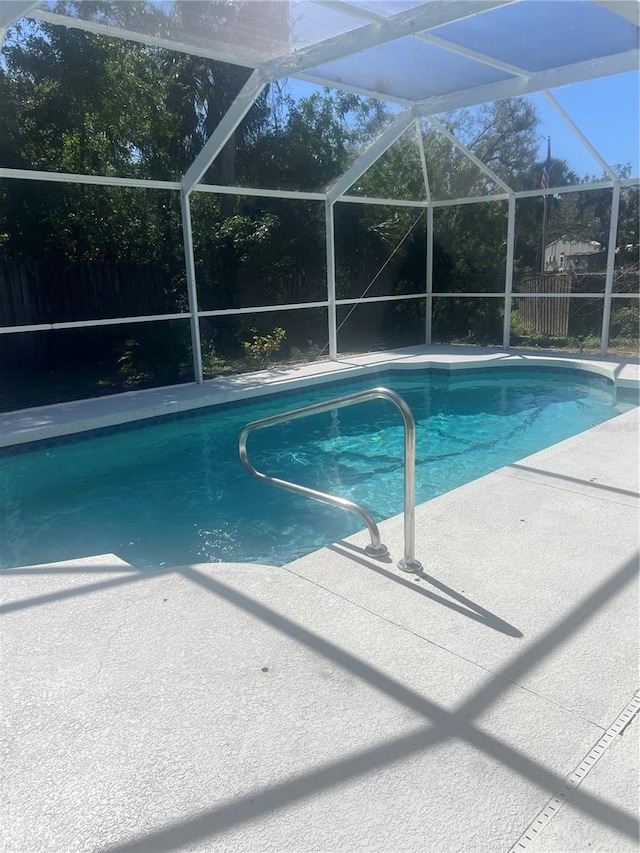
540;136;550;273
541;194;548;273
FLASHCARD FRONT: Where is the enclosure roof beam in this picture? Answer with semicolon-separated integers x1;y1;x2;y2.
313;0;386;25
0;0;41;28
181;70;266;195
294;71;414;107
341;194;429;208
326;109;416;203
425;116;513;193
514;180;615;199
542;90;617;181
194;184;326;201
260;0;516;80
415;32;531;79
28;1;515;80
0;166;181;190
0;0;41;48
415;49;640;114
26;2;634;115
28;9;255;69
594;0;640;25
296;45;634;110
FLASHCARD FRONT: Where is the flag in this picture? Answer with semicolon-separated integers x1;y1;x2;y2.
541;136;551;193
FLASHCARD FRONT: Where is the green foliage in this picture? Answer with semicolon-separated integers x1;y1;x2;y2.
350;133;425;201
0;9;636;412
241;327;287;368
200;340;239;377
447;99;541;186
422;99;541;199
116;325;191;384
617;186;639;262
236;87;386;192
547;187;613;249
610;304;639;341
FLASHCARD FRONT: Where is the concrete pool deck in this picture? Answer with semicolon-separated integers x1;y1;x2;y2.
1;347;639;851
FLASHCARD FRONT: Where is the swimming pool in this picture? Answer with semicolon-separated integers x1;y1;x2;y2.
1;366;636;570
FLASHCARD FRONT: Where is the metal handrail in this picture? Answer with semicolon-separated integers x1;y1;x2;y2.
238;387;422;572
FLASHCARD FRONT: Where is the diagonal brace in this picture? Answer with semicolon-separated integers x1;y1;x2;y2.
327;110;416;203
181;70;266;195
425;115;513;193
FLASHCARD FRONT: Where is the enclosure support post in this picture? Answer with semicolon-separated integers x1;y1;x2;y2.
426;205;434;345
325;200;338;360
503;194;516;349
416;118;433;347
601;180;621;356
180;191;204;383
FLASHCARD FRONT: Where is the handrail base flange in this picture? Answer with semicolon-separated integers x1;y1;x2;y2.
398;558;422;574
365;543;389;559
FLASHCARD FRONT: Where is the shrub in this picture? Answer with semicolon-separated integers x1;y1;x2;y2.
241;327;287;368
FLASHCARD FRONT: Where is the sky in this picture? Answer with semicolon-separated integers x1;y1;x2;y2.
282;0;640;182
531;72;639;180
287;69;639;183
3;3;638;183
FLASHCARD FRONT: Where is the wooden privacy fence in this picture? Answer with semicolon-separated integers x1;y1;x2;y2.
0;258;181;368
0;258;178;326
516;273;606;338
517;275;570;336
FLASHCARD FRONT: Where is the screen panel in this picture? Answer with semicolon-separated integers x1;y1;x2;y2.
0;319;193;411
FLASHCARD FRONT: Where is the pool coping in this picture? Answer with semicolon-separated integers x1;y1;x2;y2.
1;344;639;449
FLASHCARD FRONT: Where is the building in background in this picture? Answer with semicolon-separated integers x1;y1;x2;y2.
544;238;604;272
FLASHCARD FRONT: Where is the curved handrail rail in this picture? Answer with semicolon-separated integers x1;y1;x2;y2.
238;387;422;572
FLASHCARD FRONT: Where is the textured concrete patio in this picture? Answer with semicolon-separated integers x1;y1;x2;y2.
2;391;638;851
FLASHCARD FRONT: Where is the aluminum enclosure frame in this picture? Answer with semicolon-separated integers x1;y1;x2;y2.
0;0;638;388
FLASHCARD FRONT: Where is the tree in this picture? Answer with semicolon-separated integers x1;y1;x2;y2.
4;6;631;396
436;98;541;190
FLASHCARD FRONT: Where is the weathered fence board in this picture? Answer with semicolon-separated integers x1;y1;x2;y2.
0;259;180;369
516;272;615;338
0;259;176;326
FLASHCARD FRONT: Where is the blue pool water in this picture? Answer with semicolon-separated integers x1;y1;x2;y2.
1;367;636;570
